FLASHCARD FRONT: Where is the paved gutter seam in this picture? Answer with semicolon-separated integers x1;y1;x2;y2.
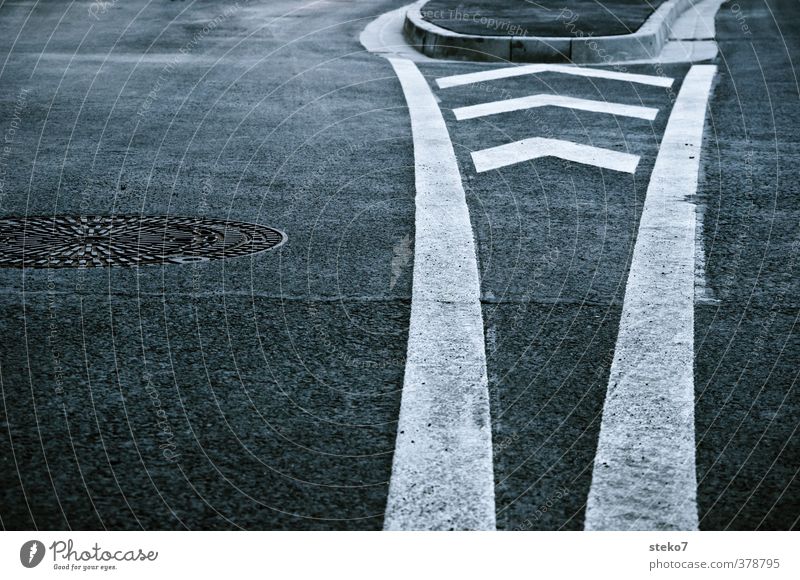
404;0;703;63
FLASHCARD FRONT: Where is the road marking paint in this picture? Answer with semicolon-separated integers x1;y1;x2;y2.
471;137;640;174
436;64;674;90
453;94;659;121
384;57;495;531
584;65;717;531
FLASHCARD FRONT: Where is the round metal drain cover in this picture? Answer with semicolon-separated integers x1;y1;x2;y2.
0;215;286;268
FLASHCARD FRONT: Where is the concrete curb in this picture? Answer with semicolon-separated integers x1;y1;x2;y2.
404;0;701;63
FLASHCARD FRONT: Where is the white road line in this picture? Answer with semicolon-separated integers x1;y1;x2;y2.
384;58;495;531
436;64;674;90
471;137;640;174
453;94;659;121
584;64;717;531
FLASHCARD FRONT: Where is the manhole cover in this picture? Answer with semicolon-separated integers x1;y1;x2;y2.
0;215;286;268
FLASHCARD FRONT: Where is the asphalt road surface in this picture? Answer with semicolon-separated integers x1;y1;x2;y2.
0;0;797;531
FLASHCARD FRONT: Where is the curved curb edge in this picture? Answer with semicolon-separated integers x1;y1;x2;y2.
404;0;702;64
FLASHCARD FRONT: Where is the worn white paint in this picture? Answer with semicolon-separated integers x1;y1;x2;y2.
471;137;640;174
454;94;659;121
383;57;496;531
436;64;674;90
584;65;717;531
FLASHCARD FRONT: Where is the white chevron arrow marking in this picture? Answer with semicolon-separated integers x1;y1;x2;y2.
471;137;640;174
453;94;659;121
436;63;674;89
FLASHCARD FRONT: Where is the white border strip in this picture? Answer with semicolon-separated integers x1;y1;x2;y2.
384;58;495;531
584;64;717;531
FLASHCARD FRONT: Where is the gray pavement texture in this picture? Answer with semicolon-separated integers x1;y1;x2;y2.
0;0;798;531
420;0;667;37
693;0;800;530
0;0;415;530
